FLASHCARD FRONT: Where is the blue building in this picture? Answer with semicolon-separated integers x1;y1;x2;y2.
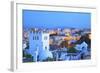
28;31;53;62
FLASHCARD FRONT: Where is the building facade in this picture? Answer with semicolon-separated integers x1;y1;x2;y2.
28;31;53;62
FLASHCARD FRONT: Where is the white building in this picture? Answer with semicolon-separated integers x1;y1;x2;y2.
75;42;89;58
28;31;53;62
75;42;88;52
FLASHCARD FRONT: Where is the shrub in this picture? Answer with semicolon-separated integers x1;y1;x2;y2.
25;54;32;58
67;47;78;53
43;57;54;62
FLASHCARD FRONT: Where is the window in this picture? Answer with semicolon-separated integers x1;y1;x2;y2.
33;36;39;40
44;36;48;40
45;46;47;50
33;36;34;40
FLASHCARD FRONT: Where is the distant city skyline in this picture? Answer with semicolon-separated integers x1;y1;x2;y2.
23;10;91;30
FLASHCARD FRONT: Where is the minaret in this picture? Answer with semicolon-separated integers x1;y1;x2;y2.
28;30;53;62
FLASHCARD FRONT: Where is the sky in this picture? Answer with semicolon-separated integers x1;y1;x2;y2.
23;10;91;30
